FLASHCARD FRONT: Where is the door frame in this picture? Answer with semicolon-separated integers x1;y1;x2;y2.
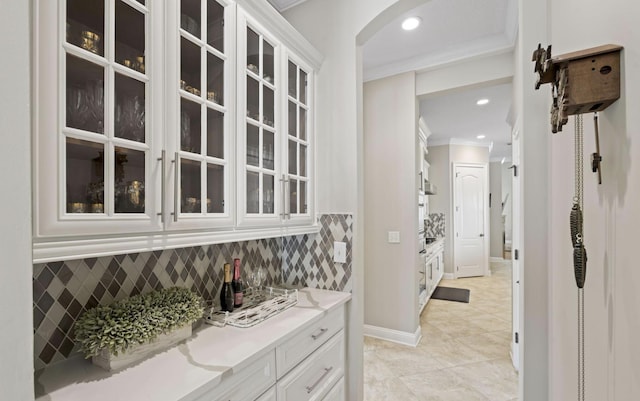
511;124;523;371
451;162;490;279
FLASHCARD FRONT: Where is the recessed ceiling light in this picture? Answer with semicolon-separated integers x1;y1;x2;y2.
402;17;421;31
476;98;490;106
477;135;486;139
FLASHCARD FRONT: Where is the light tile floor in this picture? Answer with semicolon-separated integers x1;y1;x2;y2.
364;260;518;401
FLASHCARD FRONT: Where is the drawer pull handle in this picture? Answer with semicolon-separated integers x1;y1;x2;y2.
311;328;328;340
305;366;333;394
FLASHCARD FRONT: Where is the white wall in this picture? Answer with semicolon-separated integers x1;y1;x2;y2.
283;1;427;399
363;72;418;335
0;0;34;399
515;0;551;398
416;51;514;98
545;1;640;400
489;162;503;257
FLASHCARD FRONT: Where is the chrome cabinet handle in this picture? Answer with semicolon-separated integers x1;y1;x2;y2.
280;174;286;218
157;150;165;222
285;177;291;219
311;327;328;340
173;152;180;222
305;366;333;394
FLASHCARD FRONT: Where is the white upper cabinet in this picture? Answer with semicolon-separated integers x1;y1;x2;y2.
236;10;282;228
165;0;236;231
284;53;314;226
33;0;322;262
35;0;163;238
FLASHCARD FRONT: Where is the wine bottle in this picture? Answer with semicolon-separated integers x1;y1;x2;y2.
232;258;244;307
220;263;234;312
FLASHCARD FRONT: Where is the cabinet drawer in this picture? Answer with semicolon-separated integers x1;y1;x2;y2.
322;378;344;401
276;306;344;378
255;386;277;401
192;350;276;401
276;331;344;401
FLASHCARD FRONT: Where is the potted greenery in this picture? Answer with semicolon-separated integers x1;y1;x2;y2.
75;287;203;371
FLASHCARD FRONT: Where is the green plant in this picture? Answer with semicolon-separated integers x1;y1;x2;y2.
75;287;204;358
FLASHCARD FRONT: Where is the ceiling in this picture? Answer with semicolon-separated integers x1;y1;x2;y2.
420;82;513;159
273;0;517;159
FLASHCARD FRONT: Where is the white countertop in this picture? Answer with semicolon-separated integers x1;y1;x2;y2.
35;288;351;401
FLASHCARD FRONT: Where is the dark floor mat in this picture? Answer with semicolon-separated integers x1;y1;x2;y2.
431;287;470;303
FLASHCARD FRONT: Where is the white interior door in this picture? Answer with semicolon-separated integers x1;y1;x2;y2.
453;164;488;278
511;127;522;370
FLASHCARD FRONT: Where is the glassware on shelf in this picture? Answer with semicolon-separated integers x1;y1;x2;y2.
67;202;88;213
66;87;89;129
81;30;101;54
180;111;192;152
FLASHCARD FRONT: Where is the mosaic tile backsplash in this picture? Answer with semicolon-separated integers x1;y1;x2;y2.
32;214;353;370
282;214;353;292
426;212;445;238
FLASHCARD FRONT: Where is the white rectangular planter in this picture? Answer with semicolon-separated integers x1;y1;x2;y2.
92;325;192;371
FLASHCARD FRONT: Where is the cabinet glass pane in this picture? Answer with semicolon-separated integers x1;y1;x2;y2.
207;164;224;213
115;73;145;142
289;179;297;214
299;108;307;141
181;0;201;38
246;28;260;74
67;0;104;56
181;158;201;213
207;108;223;158
115;0;145;73
288;101;297;137
181;98;201;153
181;37;201;95
207;52;224;105
114;147;145;213
207;0;224;52
66;55;104;134
288;140;296;175
246;76;259;121
246;124;259;167
263;174;274;214
288;61;297;98
66;138;104;213
300;70;308;105
263;131;274;170
300;145;307;177
263;41;274;83
300;180;307;214
247;171;259;214
263;86;274;127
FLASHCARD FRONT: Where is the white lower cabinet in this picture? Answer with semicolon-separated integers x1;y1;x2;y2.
255;386;277;401
193;304;346;401
193;351;276;401
322;378;345;401
276;331;344;401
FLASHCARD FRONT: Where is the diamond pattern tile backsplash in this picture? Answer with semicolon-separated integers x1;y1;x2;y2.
32;214;352;370
426;212;445;238
282;214;353;292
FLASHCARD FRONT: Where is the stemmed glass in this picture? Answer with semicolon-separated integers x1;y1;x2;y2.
249;267;266;293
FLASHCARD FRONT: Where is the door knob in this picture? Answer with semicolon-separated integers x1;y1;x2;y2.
479;233;484;237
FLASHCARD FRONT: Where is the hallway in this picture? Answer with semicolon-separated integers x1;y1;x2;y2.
364;260;518;400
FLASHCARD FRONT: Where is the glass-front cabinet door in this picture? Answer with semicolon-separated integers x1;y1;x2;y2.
165;0;235;230
284;54;314;226
237;11;282;228
35;0;162;237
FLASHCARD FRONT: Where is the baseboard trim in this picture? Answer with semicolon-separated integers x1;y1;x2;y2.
490;257;505;262
443;273;455;280
363;324;422;347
